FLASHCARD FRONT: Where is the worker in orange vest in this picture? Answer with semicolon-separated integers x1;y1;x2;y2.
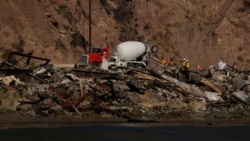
161;57;167;66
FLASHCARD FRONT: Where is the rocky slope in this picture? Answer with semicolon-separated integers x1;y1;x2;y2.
0;0;250;69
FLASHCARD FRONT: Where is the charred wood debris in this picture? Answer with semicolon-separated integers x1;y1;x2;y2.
0;52;250;121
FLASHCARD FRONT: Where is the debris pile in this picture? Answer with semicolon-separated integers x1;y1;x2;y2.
0;52;250;121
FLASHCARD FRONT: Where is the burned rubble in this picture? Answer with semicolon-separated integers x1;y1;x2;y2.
0;52;250;122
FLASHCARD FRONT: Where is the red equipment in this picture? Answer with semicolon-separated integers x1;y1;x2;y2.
76;47;109;67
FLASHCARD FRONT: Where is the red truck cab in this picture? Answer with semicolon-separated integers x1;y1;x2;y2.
76;47;109;67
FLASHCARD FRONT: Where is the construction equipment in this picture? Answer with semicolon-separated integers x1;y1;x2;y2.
109;41;158;69
75;47;109;68
75;41;158;69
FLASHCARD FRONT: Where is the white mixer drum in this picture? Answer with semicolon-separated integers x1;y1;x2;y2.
116;41;146;61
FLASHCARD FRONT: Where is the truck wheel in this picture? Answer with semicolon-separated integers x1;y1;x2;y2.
127;63;134;69
109;66;117;71
91;62;100;68
136;64;144;70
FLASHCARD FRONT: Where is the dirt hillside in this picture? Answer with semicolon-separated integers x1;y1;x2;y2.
0;0;250;69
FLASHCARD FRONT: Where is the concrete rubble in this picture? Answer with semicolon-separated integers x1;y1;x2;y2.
1;52;250;121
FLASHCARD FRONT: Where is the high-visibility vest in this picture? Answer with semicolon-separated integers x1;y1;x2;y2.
161;59;166;65
182;61;189;69
168;61;175;66
182;61;186;67
185;61;189;68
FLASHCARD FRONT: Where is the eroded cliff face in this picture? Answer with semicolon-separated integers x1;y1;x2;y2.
0;0;250;69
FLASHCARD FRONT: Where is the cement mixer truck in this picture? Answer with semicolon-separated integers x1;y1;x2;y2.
108;41;158;69
75;41;158;69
